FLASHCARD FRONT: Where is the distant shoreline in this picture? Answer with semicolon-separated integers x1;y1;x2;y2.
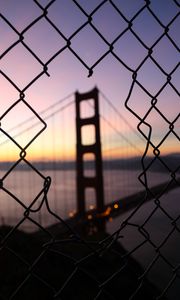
0;154;179;172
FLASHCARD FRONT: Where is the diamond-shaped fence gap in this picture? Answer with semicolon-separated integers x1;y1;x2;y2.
130;241;156;274
149;0;179;26
0;17;19;57
3;160;45;210
146;254;176;296
173;114;180;138
1;99;45;149
113;30;147;69
170;64;180;89
156;187;180;221
0;138;20;175
113;0;145;20
142;207;175;247
70;25;109;67
137;58;167;95
156;84;179;121
94;54;132;99
24;129;48;162
23;70;75;114
152;36;179;74
11;209;51;233
121;236;156;279
13;209;49;233
0;0;42;32
158;132;180;158
117;222;148;257
0;43;43;89
140;108;172;146
141;156;174;185
23;77;53;113
158;224;180;267
132;8;164;47
24;18;66;63
168;16;180;49
74;0;106;14
35;0;52;8
27;119;66;162
0;190;47;233
36;196;70;228
48;0;87;38
0;188;23;227
140;142;157;159
47;49;91;88
126;84;152;119
161;147;180;175
149;251;179;299
0;76;19;113
91;1;128;43
123;199;157;230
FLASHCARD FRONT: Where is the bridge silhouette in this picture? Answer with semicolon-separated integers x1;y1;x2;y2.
0;87;177;232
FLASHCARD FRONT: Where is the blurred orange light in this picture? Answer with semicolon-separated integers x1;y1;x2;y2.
69;211;74;218
87;214;93;220
89;205;95;210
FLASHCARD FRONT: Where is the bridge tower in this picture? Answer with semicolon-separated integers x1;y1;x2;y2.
75;87;105;230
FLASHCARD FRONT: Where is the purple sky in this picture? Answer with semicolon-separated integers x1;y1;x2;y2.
0;0;179;160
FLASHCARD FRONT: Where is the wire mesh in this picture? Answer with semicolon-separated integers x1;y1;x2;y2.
0;1;179;299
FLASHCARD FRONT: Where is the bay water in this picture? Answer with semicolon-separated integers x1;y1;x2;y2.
0;168;179;299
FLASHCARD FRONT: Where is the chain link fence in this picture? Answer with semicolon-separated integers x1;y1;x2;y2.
0;1;179;299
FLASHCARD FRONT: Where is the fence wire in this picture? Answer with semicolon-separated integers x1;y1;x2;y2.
0;1;179;299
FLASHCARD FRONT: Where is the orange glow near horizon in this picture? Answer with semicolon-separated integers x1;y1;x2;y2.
0;140;179;163
1;1;179;164
0;98;179;163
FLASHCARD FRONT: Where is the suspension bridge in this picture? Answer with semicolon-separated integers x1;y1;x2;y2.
0;87;177;232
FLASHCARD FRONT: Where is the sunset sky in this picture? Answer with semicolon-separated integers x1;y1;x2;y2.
0;0;179;162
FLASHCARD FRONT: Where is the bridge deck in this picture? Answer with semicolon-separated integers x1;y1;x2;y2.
42;178;179;238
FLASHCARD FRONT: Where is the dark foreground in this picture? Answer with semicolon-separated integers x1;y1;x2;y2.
0;225;166;300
